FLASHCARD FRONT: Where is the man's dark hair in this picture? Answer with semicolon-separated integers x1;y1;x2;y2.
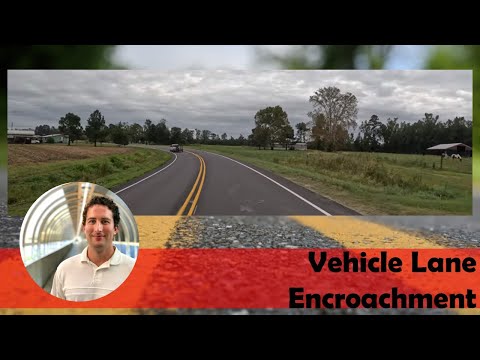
82;195;120;227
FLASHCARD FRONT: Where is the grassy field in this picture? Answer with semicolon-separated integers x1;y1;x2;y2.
474;154;479;189
191;145;472;215
8;143;171;216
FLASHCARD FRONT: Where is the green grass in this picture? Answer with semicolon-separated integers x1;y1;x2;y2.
191;145;472;215
474;154;479;188
8;147;171;216
0;138;5;168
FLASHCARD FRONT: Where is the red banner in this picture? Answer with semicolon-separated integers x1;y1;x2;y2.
0;248;478;309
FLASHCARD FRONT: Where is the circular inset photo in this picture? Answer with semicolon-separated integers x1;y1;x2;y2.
19;182;139;302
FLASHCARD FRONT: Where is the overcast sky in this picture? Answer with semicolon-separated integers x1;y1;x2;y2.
8;69;472;138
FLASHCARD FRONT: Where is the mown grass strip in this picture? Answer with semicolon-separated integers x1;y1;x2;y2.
192;145;472;215
8;147;171;216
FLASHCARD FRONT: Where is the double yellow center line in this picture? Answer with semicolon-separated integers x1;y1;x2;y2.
176;152;206;216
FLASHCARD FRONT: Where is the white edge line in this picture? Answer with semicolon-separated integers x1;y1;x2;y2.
115;152;177;194
205;151;332;216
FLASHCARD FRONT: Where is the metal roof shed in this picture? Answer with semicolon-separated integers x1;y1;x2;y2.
426;143;472;156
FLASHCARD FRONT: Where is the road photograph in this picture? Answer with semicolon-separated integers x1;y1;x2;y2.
6;69;472;217
0;53;476;315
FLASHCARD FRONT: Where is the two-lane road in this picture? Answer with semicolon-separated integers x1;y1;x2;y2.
112;149;200;215
114;146;359;216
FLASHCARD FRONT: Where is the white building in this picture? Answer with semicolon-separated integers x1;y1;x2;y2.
7;129;38;144
41;134;68;143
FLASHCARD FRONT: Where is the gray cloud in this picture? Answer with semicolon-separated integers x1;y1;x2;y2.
8;70;472;138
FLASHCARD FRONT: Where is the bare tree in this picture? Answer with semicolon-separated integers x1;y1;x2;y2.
308;86;358;151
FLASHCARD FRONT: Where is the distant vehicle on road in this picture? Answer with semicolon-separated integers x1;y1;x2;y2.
170;144;183;153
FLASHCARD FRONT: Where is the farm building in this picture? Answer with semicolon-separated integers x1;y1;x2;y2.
7;129;39;144
40;134;68;143
426;143;472;157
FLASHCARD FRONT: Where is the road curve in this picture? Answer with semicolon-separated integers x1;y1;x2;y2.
112;150;201;215
111;146;359;216
189;149;359;216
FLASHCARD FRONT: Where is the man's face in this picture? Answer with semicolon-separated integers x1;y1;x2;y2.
83;205;118;251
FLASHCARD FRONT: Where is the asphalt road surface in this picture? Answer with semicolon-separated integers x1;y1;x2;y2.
113;147;359;216
112;150;198;215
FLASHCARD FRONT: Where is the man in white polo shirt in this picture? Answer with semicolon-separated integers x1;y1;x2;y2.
50;195;136;301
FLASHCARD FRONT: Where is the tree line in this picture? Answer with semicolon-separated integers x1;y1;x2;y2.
35;110;250;147
35;86;471;153
249;86;472;154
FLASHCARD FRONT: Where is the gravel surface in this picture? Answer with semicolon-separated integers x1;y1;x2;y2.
137;308;452;315
167;216;342;248
0;202;23;248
